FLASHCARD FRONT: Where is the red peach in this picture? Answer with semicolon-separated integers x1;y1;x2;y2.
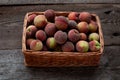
68;20;77;29
26;38;35;48
30;40;43;51
89;40;101;52
35;30;47;41
42;45;48;51
79;12;91;23
27;14;37;24
55;16;68;30
62;41;75;52
68;12;79;21
44;9;55;22
54;30;67;44
26;25;37;38
44;23;57;36
68;29;80;43
79;33;87;40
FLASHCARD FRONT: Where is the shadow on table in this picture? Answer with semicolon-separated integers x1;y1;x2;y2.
24;66;104;79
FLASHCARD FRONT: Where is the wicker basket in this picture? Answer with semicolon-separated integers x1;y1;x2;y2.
22;12;104;67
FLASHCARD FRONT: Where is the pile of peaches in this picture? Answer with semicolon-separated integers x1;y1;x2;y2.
26;9;101;53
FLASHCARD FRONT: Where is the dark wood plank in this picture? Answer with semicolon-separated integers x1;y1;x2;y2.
0;4;120;49
0;0;120;6
0;46;120;80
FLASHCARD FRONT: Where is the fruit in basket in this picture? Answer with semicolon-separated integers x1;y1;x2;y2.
89;40;101;52
89;33;99;41
54;30;67;44
36;30;47;41
68;20;77;29
88;20;98;32
68;12;79;21
68;29;80;43
26;25;37;38
79;33;87;40
77;22;89;33
42;45;48;51
25;10;101;53
55;16;68;30
26;38;35;48
54;45;62;51
46;37;57;49
76;40;89;52
34;15;47;28
44;9;55;22
27;14;37;24
30;40;43;51
62;41;75;52
44;23;57;36
79;12;91;23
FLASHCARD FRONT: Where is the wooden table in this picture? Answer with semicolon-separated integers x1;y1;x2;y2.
0;1;120;80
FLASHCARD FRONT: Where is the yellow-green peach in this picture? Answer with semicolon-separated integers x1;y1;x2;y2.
34;15;47;28
77;22;89;33
46;37;57;49
89;33;99;41
76;40;89;52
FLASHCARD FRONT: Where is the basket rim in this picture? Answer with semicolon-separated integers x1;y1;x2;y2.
22;11;104;55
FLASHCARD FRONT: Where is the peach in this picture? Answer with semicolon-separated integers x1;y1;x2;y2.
88;20;98;32
62;41;75;52
26;25;37;38
35;30;47;41
55;16;68;30
27;14;37;24
79;33;87;40
68;29;80;43
76;40;89;52
34;15;47;28
79;12;91;23
89;40;101;52
54;30;67;44
44;23;57;36
26;38;35;48
44;9;55;22
54;45;62;52
68;12;79;21
46;37;57;49
89;33;99;41
68;20;77;29
42;45;48;51
30;40;43;51
77;22;89;33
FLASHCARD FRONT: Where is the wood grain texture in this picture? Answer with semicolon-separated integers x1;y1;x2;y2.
0;0;120;5
0;46;120;80
0;4;120;49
